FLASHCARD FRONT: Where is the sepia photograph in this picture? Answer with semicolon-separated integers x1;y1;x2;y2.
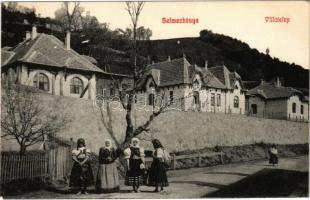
0;1;309;198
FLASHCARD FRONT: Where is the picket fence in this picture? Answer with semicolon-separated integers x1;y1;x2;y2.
1;152;48;184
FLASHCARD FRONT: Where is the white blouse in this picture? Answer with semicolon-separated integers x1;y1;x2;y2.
124;147;145;159
153;148;164;158
72;147;91;159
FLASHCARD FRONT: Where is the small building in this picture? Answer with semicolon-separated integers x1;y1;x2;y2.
136;56;246;114
246;78;309;121
1;26;131;100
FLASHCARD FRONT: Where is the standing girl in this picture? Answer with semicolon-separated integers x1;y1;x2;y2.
147;139;169;192
124;138;145;193
69;138;94;194
269;144;278;166
96;139;120;193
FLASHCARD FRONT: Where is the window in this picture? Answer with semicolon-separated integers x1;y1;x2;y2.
70;77;83;94
194;96;199;105
234;96;239;108
301;105;304;115
169;91;174;103
148;93;154;106
33;73;49;91
110;87;115;96
292;103;296;113
211;93;215;106
251;104;257;114
216;94;221;107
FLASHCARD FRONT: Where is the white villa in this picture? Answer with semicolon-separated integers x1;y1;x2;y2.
136;56;246;114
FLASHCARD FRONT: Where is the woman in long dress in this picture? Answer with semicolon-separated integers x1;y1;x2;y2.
147;139;169;192
69;138;94;194
124;138;145;193
96;139;120;193
269;144;278;166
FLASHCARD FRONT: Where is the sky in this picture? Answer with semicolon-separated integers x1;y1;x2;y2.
18;1;309;69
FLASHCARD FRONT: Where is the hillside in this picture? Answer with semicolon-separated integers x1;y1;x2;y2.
136;30;308;89
2;93;308;153
1;4;308;89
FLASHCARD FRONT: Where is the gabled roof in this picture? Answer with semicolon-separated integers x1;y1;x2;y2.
145;57;191;87
1;50;15;66
247;82;305;100
189;65;226;89
137;57;230;90
208;65;244;89
2;33;104;73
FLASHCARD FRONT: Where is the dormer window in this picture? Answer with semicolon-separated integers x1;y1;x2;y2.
193;79;200;90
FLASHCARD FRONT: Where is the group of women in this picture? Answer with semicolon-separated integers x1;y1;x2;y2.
69;138;168;194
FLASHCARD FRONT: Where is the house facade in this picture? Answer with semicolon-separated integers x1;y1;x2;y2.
246;78;309;121
1;26;131;100
136;56;246;114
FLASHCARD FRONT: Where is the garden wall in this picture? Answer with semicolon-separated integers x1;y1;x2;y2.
1;93;309;153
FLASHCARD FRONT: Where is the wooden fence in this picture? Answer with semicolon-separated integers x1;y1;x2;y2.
1;152;48;184
48;145;72;180
145;151;224;170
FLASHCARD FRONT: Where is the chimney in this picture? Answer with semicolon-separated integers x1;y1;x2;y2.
31;26;37;39
167;56;171;61
205;60;208;69
25;31;31;40
275;77;281;87
65;31;71;50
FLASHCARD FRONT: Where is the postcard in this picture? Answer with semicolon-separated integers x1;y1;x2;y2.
0;1;309;199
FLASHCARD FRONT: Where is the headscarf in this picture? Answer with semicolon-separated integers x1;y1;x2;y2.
152;139;163;149
103;139;112;150
130;137;140;148
77;138;85;149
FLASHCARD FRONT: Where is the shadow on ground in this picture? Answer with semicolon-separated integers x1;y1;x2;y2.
203;168;308;197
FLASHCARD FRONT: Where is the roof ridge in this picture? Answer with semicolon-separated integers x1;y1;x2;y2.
20;34;44;61
45;34;102;72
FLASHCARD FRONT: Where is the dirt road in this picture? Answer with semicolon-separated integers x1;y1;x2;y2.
6;156;308;198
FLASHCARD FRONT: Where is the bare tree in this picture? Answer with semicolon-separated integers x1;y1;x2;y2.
54;2;84;32
96;2;212;148
1;84;69;155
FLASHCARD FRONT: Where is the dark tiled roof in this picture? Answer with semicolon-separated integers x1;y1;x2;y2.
208;65;244;89
137;57;229;90
2;33;103;73
145;57;191;87
1;50;15;65
190;65;226;89
247;83;305;100
81;55;97;65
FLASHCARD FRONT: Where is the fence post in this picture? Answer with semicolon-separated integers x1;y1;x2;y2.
172;154;176;170
219;152;224;164
198;152;201;167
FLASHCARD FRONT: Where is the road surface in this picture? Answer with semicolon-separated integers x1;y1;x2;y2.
6;155;308;198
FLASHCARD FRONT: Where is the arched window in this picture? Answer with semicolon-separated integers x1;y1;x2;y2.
148;93;154;106
33;73;49;91
292;103;296;113
234;96;239;108
301;105;304;115
70;77;83;94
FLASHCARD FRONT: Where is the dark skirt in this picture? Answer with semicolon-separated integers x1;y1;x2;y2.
269;153;278;164
96;162;120;193
147;158;169;187
69;161;94;188
125;158;144;186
